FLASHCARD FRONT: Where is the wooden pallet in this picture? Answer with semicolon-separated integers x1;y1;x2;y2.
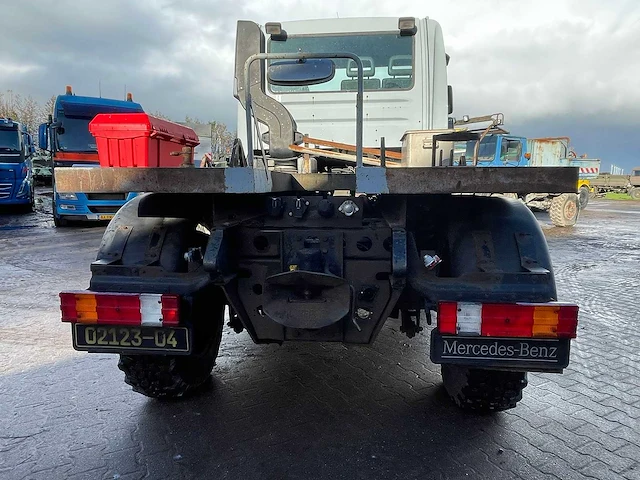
289;136;403;168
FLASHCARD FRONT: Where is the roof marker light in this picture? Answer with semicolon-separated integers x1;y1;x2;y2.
265;22;282;35
265;22;287;41
398;17;417;36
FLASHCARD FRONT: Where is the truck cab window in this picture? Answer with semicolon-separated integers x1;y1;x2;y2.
56;116;97;153
0;129;21;155
465;136;498;163
269;33;413;93
501;140;522;163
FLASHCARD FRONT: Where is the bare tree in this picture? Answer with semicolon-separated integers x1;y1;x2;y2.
16;95;40;133
40;96;56;123
210;121;235;160
0;90;21;120
179;117;235;163
0;90;49;134
184;115;206;126
151;110;172;120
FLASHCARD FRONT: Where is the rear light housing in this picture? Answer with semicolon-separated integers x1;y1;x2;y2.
60;292;180;327
437;301;578;339
160;295;180;326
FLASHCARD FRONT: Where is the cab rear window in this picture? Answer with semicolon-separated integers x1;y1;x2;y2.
269;33;414;93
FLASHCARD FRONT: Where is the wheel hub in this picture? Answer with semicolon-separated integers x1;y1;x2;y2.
564;200;577;219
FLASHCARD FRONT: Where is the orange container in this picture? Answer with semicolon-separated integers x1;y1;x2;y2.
89;113;200;167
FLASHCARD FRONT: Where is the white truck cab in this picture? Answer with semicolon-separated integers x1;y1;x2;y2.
236;17;451;150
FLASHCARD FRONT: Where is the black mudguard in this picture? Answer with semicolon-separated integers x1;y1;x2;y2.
407;195;557;304
89;194;211;296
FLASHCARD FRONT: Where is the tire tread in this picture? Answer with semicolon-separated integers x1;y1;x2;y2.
442;365;528;412
549;193;579;227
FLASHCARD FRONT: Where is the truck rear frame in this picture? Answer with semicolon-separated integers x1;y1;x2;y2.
55;19;580;412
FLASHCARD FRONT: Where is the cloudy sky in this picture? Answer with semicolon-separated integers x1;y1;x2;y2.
2;0;638;171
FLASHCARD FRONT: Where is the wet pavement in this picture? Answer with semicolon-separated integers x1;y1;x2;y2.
1;190;639;480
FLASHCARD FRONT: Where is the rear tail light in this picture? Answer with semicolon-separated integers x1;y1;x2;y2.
97;294;142;324
437;302;458;335
160;295;180;326
60;292;180;327
437;301;578;339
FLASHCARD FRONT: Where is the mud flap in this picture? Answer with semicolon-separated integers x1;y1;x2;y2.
430;330;570;373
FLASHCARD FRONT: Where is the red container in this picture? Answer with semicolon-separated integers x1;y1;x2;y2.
89;113;200;168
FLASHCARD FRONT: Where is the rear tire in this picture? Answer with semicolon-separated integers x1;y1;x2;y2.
549;193;579;227
441;365;527;412
96;194;225;399
118;288;225;399
578;186;590;209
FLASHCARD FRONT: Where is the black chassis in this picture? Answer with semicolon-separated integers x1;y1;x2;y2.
89;192;561;366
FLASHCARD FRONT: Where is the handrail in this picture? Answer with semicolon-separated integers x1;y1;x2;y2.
243;52;364;168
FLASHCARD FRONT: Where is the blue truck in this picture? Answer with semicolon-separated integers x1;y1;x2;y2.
38;86;144;226
0;118;35;211
453;116;600;226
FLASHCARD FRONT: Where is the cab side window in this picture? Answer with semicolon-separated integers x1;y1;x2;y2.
501;140;522;163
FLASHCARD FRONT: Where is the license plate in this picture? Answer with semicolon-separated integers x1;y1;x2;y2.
99;214;114;221
430;331;570;371
73;324;191;354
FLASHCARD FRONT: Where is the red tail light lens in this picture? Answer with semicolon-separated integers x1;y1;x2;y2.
437;302;458;334
481;304;534;337
437;301;579;339
95;294;142;325
60;292;86;322
556;305;579;338
161;295;180;326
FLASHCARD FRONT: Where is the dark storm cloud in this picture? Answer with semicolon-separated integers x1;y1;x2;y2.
2;2;166;62
0;0;242;125
513;117;640;173
2;0;639;170
1;0;172;92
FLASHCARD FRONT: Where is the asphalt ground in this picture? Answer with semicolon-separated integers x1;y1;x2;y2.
0;191;639;480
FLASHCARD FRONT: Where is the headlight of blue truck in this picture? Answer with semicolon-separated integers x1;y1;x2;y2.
16;177;30;198
58;193;78;200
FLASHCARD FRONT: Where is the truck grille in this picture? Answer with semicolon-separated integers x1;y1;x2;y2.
86;193;127;201
0;183;12;199
88;206;119;214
